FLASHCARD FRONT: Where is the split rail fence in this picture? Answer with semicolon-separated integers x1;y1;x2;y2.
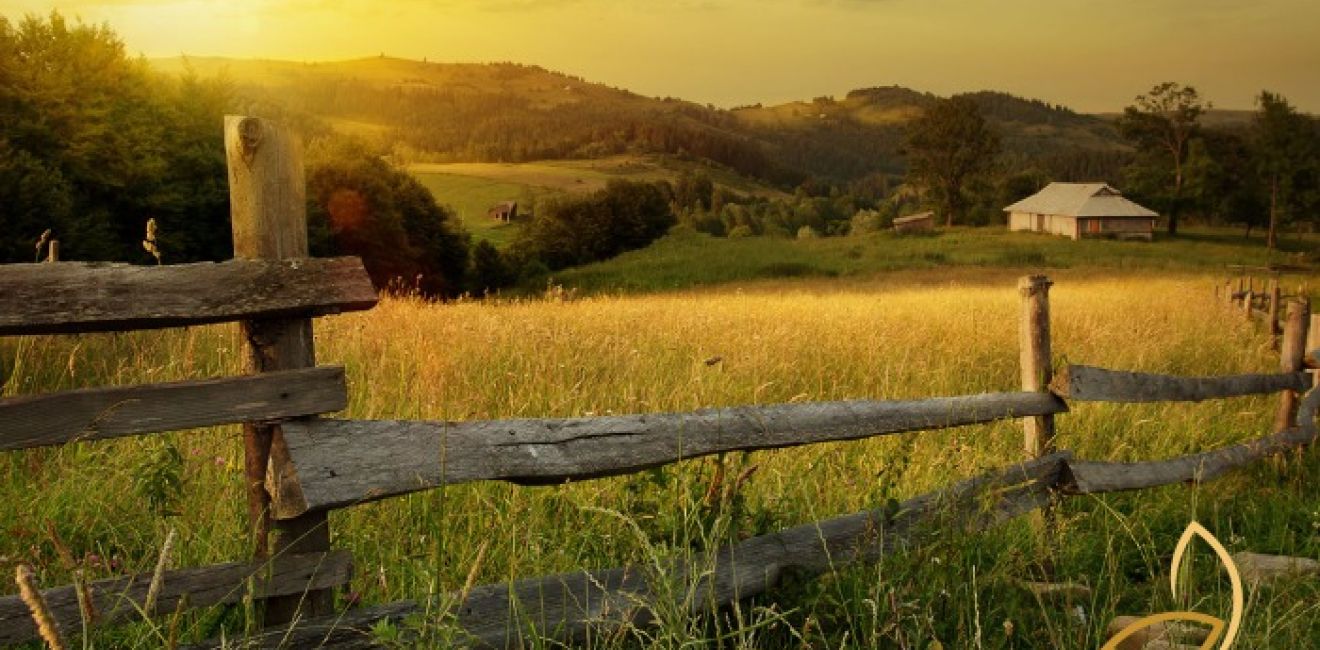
2;117;1318;649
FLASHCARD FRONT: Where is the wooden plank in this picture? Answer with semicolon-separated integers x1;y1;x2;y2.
1231;552;1320;583
1061;425;1311;494
190;454;1069;649
0;367;348;451
0;258;376;336
270;391;1069;518
1106;616;1210;650
0;551;352;647
1050;365;1310;403
225;114;334;621
1065;383;1320;494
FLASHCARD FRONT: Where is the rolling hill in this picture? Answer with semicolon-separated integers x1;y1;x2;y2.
151;56;1130;186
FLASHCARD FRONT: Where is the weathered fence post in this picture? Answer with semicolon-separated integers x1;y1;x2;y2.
1268;278;1282;337
1019;275;1055;457
1242;288;1254;320
44;240;58;263
1274;298;1310;432
224;115;333;622
1309;314;1320;357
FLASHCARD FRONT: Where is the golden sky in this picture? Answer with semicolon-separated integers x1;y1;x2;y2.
7;0;1320;112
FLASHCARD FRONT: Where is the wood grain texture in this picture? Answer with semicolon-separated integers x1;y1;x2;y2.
1274;299;1310;431
1050;365;1311;403
0;551;352;647
225;114;334;620
271;392;1069;518
191;454;1069;649
0;258;376;336
1019;275;1055;458
1062;380;1320;495
1061;427;1309;494
1231;552;1320;583
0;367;347;451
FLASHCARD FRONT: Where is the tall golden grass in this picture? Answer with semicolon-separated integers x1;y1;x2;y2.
3;268;1316;647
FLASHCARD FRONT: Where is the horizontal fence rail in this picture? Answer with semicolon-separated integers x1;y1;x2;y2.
1050;364;1312;402
0;366;348;451
1062;426;1312;494
0;258;377;336
197;385;1320;648
269;392;1069;518
187;453;1071;649
0;551;352;647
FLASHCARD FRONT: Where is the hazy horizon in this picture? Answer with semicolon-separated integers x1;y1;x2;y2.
6;1;1319;113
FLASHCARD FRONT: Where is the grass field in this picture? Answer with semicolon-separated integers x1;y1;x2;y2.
408;155;789;247
3;268;1318;647
408;171;530;247
546;226;1316;295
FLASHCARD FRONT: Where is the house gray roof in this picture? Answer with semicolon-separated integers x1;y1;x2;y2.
1003;183;1158;218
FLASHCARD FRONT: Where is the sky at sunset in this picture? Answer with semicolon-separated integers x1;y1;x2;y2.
6;0;1319;113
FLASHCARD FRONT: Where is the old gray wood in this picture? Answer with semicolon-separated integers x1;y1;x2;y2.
1062;425;1312;494
0;551;352;647
0;258;376;336
191;454;1069;649
271;391;1068;517
1019;275;1056;457
225;114;334;620
1232;552;1320;583
1050;364;1311;403
0;367;347;451
1274;299;1310;431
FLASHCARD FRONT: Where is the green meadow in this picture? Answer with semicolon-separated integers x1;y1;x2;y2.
4;262;1318;647
544;226;1315;295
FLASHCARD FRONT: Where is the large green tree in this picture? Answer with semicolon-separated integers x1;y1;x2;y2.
1183;128;1266;237
903;96;1000;227
306;138;470;296
1253;91;1319;249
0;12;232;263
1117;82;1205;236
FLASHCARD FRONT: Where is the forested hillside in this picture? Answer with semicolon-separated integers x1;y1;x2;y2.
151;56;1130;186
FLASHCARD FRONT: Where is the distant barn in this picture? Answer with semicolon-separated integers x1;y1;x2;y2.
487;200;518;222
892;211;935;234
1005;183;1157;241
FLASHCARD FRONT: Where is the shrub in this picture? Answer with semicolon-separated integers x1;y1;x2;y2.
849;209;885;236
513;180;675;270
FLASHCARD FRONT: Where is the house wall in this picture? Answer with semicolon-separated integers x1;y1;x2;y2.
1046;215;1078;239
1077;217;1155;240
1100;218;1154;234
1010;211;1154;241
1008;212;1035;232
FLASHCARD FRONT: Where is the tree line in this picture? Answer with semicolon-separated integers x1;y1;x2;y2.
0;13;674;298
5;12;1317;303
1116;82;1319;246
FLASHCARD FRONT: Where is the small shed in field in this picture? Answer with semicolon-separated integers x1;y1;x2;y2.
1005;183;1157;241
487;201;518;222
893;211;935;234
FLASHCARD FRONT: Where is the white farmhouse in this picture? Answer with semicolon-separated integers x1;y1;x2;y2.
1005;183;1158;241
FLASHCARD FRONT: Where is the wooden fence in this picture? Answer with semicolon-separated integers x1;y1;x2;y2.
2;117;1317;649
